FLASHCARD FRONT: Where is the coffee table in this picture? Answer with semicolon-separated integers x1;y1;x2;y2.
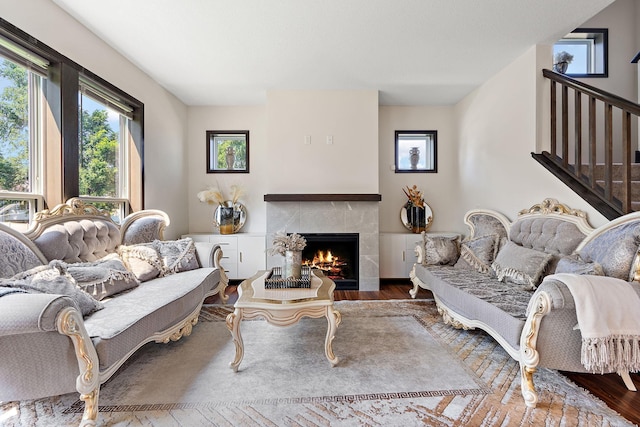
226;269;341;372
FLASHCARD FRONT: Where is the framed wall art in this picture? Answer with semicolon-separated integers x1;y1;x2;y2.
394;130;437;173
206;130;249;173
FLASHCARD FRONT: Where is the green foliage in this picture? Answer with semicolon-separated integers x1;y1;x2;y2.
79;104;119;197
0;60;29;191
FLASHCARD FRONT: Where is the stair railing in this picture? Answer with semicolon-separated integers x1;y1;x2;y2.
537;69;640;217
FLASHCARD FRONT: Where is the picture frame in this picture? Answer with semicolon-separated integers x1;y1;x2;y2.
394;130;437;173
206;130;249;173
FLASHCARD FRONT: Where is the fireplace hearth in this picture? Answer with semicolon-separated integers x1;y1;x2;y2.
301;233;358;290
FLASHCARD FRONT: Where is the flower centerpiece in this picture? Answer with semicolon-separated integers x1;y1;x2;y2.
403;185;427;233
268;231;307;279
197;184;245;234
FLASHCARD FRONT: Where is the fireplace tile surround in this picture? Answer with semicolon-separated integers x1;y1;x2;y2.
265;200;380;291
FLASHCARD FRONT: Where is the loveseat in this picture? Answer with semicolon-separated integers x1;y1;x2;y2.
0;199;228;427
410;198;640;407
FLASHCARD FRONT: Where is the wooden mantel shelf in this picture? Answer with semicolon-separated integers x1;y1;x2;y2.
264;194;382;202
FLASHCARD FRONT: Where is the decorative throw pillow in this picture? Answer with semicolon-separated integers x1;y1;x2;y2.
579;220;640;281
3;265;103;316
422;234;460;266
50;255;140;300
555;255;604;276
455;234;499;274
491;241;553;290
117;243;163;282
154;238;200;276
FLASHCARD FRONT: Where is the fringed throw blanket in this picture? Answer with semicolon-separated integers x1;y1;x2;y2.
540;273;640;374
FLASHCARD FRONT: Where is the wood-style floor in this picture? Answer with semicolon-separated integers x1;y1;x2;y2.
214;279;640;425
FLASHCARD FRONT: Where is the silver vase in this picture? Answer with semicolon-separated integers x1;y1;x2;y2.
283;250;302;279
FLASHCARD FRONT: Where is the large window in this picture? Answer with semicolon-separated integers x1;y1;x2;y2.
0;20;143;226
0;42;47;229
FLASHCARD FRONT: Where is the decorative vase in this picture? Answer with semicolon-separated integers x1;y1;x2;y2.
554;61;569;74
218;206;235;234
409;147;420;169
225;147;235;170
282;250;303;279
410;204;426;234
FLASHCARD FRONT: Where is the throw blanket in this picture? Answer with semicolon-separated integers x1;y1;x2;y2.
539;273;640;374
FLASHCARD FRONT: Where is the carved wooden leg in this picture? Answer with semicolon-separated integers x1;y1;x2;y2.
325;307;341;366
519;291;552;408
79;388;99;427
409;265;425;299
57;307;101;426
226;309;244;372
618;371;637;391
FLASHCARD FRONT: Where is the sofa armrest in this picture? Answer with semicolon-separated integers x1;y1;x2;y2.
0;293;76;335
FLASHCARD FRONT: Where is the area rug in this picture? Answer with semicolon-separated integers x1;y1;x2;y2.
0;300;635;426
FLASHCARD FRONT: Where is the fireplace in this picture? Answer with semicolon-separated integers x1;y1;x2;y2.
265;195;381;291
301;233;358;290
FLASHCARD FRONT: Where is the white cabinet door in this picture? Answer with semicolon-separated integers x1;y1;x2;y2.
380;234;408;278
236;234;266;279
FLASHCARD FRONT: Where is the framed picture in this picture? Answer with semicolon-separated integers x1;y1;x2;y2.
206;130;249;173
394;130;437;173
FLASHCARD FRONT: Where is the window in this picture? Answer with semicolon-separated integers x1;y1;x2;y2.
394;131;437;173
0;38;47;228
553;28;608;77
78;78;134;221
0;19;144;225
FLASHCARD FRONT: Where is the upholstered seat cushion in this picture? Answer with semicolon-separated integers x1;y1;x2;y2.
84;268;220;370
414;264;533;349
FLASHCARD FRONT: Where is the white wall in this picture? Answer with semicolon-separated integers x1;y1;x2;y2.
187;106;267;233
266;90;379;193
455;45;608;229
1;0;190;239
378;106;459;232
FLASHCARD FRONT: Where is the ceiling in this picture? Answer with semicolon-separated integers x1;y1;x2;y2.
52;0;614;106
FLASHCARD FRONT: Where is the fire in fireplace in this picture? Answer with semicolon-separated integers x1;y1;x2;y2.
301;233;358;290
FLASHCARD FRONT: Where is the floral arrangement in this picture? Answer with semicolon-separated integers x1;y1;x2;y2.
554;51;574;64
267;231;307;256
197;184;244;206
403;185;424;208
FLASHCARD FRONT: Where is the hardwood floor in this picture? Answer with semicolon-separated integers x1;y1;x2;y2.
212;279;640;424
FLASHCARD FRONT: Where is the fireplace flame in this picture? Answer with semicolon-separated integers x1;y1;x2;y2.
303;250;347;279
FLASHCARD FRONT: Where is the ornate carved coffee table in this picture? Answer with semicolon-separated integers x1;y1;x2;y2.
226;269;341;372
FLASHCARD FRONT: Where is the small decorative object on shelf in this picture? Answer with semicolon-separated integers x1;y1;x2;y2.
267;231;307;279
264;266;312;288
197;183;246;234
401;185;433;233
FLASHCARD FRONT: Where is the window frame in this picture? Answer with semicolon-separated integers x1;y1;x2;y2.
554;28;608;78
394;130;438;173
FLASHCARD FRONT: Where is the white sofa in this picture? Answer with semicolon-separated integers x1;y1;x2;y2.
0;199;228;426
410;198;640;407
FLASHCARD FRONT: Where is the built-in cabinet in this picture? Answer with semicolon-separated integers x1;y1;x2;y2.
379;233;422;278
380;232;462;279
183;233;266;280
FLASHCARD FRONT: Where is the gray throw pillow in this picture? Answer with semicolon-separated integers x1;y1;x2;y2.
455;234;499;274
579;220;640;280
3;265;103;316
491;241;553;290
154;238;200;276
51;255;140;300
422;234;460;266
555;255;604;276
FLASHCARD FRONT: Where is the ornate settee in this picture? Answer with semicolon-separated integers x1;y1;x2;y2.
0;199;228;426
410;198;640;407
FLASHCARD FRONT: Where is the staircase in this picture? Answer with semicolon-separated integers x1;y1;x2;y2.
533;69;640;220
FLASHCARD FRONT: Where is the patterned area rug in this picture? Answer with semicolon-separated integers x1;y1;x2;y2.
0;299;635;426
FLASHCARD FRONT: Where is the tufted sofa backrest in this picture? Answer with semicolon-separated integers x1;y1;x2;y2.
510;217;587;257
31;218;121;263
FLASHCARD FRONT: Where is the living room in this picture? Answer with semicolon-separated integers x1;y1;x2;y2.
1;0;640;425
